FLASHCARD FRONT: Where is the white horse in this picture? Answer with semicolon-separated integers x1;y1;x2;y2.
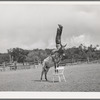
40;24;66;81
40;46;66;81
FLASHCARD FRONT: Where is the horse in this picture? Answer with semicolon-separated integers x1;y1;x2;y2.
40;45;66;81
40;24;66;81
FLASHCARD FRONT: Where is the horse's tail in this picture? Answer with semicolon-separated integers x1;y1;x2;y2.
42;60;48;71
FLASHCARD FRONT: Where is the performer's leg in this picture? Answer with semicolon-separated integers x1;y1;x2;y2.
55;24;63;48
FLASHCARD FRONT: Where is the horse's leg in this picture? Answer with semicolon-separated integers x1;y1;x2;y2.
40;61;46;81
53;58;59;73
45;67;49;81
40;68;45;81
56;63;59;73
53;61;57;73
54;63;59;73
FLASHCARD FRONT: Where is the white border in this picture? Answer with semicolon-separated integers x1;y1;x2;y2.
0;1;100;99
0;1;100;5
0;92;100;99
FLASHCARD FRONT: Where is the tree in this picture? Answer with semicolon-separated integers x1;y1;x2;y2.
0;53;9;64
7;48;29;65
26;49;48;64
45;49;52;55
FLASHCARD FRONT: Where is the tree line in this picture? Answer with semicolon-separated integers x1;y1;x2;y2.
0;44;100;64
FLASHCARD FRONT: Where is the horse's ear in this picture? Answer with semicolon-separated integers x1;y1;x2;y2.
62;44;67;48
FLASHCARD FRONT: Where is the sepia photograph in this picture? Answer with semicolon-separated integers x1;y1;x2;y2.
0;1;100;99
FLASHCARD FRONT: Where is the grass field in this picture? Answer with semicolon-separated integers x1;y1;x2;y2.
0;63;100;91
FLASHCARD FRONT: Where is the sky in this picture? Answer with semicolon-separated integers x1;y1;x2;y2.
0;2;100;53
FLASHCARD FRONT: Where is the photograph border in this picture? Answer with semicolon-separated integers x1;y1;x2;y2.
0;0;100;99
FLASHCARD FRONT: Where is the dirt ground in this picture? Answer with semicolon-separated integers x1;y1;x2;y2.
0;63;100;91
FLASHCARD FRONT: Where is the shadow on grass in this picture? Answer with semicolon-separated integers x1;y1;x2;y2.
33;79;59;83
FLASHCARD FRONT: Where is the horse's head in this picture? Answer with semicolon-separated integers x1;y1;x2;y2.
58;43;67;58
52;43;67;57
